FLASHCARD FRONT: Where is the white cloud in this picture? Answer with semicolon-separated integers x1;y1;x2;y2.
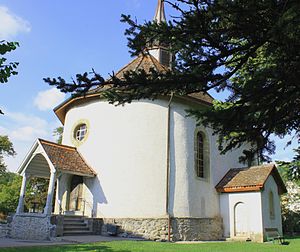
11;126;47;142
1;109;61;172
34;88;66;111
0;6;31;39
0;125;9;135
5;111;49;142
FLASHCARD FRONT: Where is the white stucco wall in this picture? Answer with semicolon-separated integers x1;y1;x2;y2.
261;175;283;234
61;98;244;219
54;173;71;214
169;102;248;218
62;99;168;218
220;192;263;240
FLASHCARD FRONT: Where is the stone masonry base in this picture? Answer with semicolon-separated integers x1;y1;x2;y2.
101;217;223;241
10;214;55;240
0;223;10;238
8;215;223;241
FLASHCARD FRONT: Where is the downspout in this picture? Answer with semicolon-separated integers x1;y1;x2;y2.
166;92;174;242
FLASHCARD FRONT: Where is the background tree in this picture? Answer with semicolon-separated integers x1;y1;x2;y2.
53;126;63;144
0;173;21;216
0;136;19;217
278;150;300;235
0;40;19;115
24;177;49;213
0;135;16;174
277;147;300;181
45;0;300;164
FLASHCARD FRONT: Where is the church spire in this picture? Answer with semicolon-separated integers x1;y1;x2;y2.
154;0;166;24
149;0;172;67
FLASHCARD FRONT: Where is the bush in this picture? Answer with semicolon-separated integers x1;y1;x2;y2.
0;173;22;215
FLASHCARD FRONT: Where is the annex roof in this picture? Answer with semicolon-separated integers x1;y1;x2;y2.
18;139;96;178
215;164;287;195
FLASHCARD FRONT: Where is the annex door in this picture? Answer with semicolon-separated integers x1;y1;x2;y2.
234;202;248;236
69;175;83;211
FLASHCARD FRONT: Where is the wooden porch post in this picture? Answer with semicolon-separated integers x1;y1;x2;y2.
16;173;29;214
44;170;56;215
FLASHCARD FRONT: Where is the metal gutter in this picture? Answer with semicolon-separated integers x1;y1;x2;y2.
166;92;174;242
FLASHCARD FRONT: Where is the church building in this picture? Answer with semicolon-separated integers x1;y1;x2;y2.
11;0;286;242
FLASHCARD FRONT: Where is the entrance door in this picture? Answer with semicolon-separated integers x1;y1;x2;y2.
234;202;248;236
69;175;83;211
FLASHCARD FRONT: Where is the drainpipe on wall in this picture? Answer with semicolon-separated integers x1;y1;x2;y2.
166;92;174;242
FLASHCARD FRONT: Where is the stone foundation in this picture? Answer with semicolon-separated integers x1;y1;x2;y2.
102;218;169;240
10;214;56;240
8;215;222;241
101;217;223;241
172;217;223;241
0;223;10;238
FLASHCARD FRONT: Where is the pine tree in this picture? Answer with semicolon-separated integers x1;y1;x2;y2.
45;0;300;164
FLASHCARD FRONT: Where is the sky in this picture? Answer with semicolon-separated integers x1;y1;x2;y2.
0;0;298;172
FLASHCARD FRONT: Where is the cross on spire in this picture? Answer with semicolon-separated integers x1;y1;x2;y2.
154;0;166;24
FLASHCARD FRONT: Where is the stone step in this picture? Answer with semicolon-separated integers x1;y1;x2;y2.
63;226;90;231
63;220;85;224
62;215;92;236
63;230;93;236
64;211;84;215
63;216;85;220
64;223;87;228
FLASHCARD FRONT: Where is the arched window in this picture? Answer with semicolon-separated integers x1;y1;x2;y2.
269;191;275;219
195;131;205;178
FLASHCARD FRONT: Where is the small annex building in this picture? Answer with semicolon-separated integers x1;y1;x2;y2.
216;164;287;242
10;0;287;243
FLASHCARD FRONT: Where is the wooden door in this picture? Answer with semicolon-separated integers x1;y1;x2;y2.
69;175;83;211
234;202;248;236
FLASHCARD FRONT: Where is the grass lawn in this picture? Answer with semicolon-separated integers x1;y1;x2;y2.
0;238;299;252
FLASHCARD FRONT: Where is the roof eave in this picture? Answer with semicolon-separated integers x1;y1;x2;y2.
216;185;263;193
270;166;288;195
177;95;213;107
54;91;213;125
57;169;95;178
54;93;101;124
17;139;40;175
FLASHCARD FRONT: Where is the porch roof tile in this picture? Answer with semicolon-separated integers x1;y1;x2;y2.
39;139;96;177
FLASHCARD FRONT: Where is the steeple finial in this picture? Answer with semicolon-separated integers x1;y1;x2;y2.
154;0;166;24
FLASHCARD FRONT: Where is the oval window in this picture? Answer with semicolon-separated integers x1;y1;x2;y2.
74;124;87;142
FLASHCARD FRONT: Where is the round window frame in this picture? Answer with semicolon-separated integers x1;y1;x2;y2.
71;119;90;146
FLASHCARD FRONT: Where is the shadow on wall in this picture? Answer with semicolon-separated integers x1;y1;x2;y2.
85;177;107;217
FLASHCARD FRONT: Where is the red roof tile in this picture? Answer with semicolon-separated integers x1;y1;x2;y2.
39;139;96;177
215;164;287;194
